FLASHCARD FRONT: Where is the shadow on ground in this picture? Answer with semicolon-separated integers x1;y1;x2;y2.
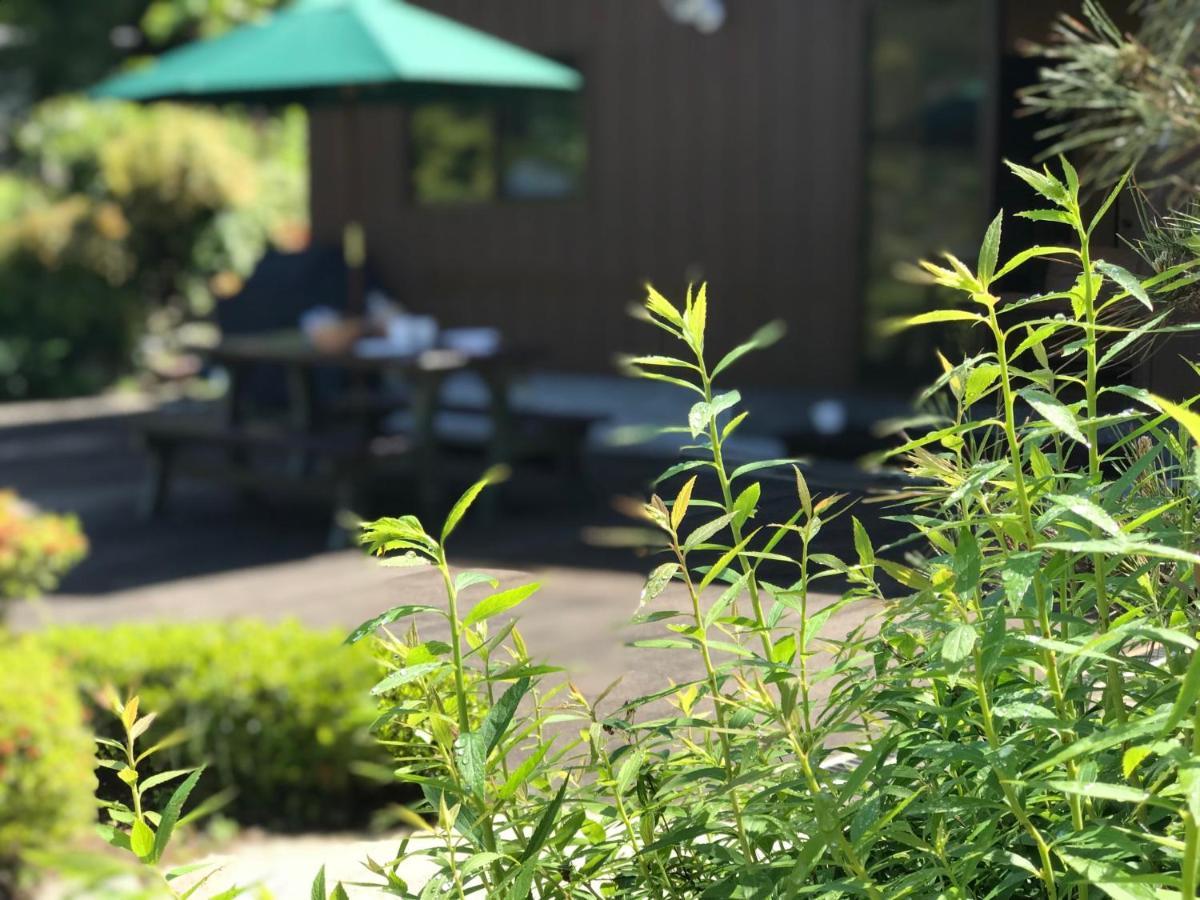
2;406;909;597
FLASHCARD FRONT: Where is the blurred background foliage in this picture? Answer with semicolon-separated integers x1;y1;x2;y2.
1024;0;1200;197
0;0;305;400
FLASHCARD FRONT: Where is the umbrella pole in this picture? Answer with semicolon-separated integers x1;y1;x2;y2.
342;94;367;318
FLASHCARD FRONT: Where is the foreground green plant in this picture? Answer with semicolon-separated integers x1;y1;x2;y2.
94;690;221;898
346;161;1200;897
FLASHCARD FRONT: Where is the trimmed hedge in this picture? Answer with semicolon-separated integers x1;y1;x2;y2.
34;620;396;832
0;637;96;889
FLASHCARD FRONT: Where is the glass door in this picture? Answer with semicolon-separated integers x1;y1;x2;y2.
859;0;999;388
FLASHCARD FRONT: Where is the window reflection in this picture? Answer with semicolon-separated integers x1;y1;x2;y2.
408;93;585;205
861;0;992;386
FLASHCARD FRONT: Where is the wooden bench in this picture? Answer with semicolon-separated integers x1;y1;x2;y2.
331;389;604;476
137;416;422;546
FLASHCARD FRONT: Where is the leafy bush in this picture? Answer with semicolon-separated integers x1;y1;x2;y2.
0;97;307;399
0;490;87;618
34;620;393;832
0;637;96;891
344;162;1200;897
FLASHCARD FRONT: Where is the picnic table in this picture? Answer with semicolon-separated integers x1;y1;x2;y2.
137;330;604;545
138;330;528;543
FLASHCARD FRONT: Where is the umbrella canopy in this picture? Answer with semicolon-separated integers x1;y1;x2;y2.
91;0;581;104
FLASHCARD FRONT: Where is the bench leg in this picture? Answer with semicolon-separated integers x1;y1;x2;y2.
140;445;174;520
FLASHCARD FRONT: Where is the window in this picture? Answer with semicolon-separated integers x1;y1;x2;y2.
860;0;994;386
408;92;585;204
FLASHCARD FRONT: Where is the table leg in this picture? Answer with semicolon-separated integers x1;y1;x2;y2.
409;372;444;520
285;363;317;477
478;367;516;521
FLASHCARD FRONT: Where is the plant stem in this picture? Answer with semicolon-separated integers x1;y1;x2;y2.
698;361;773;662
987;303;1087;889
972;645;1059;900
1078;233;1126;728
672;543;756;866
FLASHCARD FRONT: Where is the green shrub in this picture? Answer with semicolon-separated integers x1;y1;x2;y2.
0;637;96;890
344;163;1200;897
0;97;307;400
35;620;394;832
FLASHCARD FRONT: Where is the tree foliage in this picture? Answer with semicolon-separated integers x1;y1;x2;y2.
1023;0;1200;197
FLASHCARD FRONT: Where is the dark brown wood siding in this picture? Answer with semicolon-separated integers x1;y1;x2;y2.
308;1;868;386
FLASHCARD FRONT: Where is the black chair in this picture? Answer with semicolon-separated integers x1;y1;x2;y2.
214;246;382;413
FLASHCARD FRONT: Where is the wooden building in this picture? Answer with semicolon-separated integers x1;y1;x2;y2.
307;0;1111;392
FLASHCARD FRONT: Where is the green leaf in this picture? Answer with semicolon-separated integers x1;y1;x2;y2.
1006;160;1070;207
152;766;204;864
993;244;1076;280
883;309;983;335
1015;208;1074;225
464;582;540;627
852;517;874;570
1046;493;1123;537
371;662;446;695
311;865;326;900
519;778;569;862
978;210;1003;284
1088;168;1131;235
506;860;536;900
942;623;977;664
952;530;981;596
138;768;196;794
455;571;499;593
991;702;1059;722
687;390;741;438
1060;155;1079;196
1058;852;1164;900
1029;712;1168;773
712;320;786;377
697;532;754;591
1123;745;1154;779
479;677;530;756
671;475;697;531
330;884;350;900
1166;643;1200;734
1000;552;1041;612
130;819;155;860
1021;389;1089;446
1146;393;1200;446
683;512;736;551
1048;780;1154;805
498;740;554;801
644;284;682;325
615;749;645;796
442;465;509;544
685;282;707;352
344;604;442;645
963;363;1000;405
1095;260;1152;311
453;731;487;799
731;481;760;529
640;563;678;606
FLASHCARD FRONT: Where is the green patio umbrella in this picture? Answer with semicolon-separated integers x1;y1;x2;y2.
91;0;581;103
90;0;581;309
